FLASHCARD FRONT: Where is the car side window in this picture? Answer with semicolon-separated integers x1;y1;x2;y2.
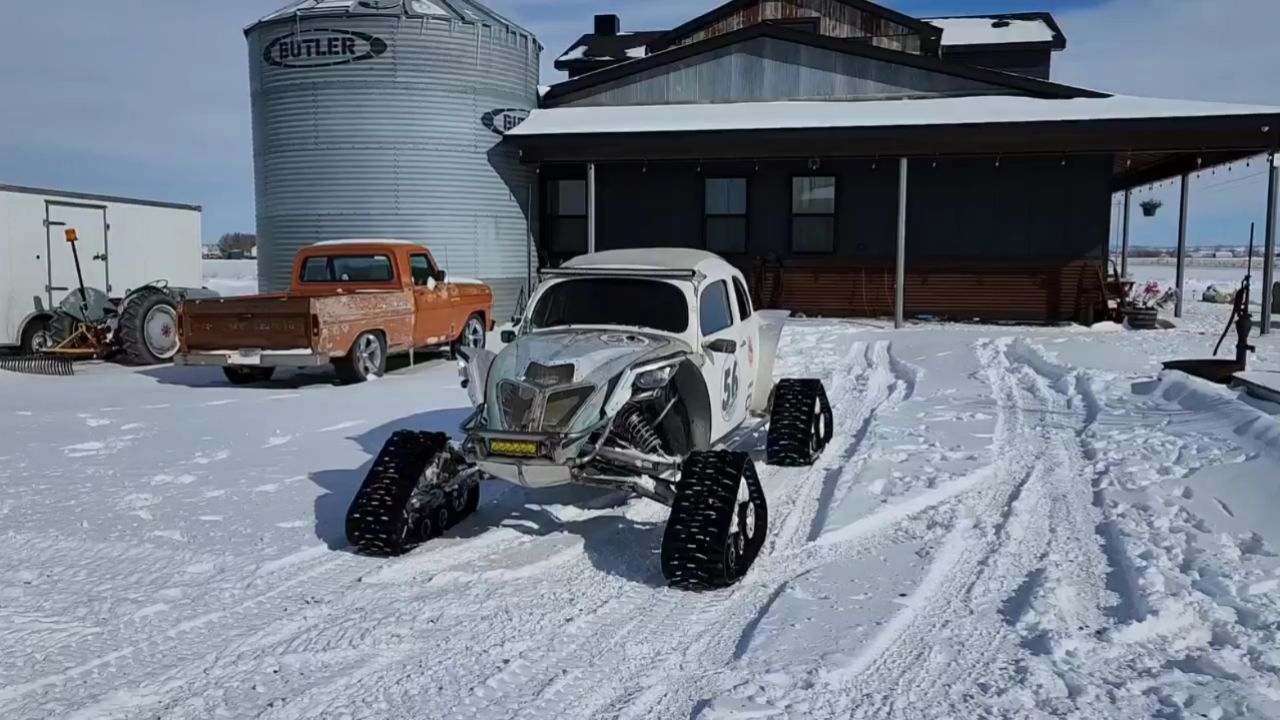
732;277;753;321
700;280;734;336
409;254;434;286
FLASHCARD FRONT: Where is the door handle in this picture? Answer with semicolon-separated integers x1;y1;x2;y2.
92;253;107;262
47;285;69;292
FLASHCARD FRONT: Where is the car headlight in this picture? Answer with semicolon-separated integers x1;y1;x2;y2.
635;366;675;390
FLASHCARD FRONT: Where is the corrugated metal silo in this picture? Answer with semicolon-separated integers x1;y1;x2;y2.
245;0;540;318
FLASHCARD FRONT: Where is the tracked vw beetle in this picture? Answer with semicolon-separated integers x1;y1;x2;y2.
346;250;833;589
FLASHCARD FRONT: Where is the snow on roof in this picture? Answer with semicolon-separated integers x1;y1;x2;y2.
927;16;1056;46
564;248;729;273
558;45;589;62
508;95;1280;137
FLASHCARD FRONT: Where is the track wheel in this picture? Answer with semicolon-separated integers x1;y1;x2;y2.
346;431;469;557
661;451;768;591
766;379;834;467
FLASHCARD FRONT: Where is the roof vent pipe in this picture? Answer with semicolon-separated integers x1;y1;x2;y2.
595;14;620;36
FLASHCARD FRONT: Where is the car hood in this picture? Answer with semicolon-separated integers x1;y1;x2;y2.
483;329;692;433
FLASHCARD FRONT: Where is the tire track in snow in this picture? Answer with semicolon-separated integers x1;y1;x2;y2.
832;337;1107;719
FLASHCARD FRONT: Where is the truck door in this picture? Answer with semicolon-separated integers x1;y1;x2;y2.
698;279;748;443
46;203;109;305
409;253;450;347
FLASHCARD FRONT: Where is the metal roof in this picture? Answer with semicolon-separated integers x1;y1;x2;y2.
249;0;535;37
0;184;202;212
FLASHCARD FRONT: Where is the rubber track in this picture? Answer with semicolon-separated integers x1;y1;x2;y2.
346;430;451;557
118;288;177;366
661;451;768;591
766;378;834;467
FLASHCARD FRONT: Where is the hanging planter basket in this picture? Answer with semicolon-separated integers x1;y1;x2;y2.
1139;199;1163;217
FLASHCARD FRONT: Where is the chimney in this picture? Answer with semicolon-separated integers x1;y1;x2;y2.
594;14;620;36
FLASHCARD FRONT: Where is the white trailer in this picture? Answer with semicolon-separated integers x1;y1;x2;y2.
0;185;203;351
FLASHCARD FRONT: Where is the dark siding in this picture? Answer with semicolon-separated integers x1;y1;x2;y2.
674;0;923;53
942;47;1052;80
555;36;1004;107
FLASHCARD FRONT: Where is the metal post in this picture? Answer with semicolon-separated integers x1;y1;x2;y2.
587;162;597;254
1263;153;1278;335
1121;189;1131;278
1175;173;1189;318
895;158;908;329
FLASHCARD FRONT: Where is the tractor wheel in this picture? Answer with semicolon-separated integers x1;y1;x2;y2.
118;288;180;366
334;331;386;384
19;318;54;354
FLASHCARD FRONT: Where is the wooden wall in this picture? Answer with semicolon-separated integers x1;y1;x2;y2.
554;36;1003;107
673;0;922;54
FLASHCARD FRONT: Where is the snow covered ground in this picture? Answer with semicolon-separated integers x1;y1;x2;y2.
2;267;1279;719
202;259;258;297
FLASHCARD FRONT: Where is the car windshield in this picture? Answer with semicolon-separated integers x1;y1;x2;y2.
530;278;689;333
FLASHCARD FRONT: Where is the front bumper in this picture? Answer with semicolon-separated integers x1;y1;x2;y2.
176;350;330;368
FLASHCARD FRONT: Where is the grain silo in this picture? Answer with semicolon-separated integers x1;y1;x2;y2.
246;0;540;318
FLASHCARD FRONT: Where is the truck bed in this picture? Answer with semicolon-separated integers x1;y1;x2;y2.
181;296;314;352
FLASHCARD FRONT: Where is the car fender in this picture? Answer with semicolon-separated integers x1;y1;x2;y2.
457;346;496;408
750;311;788;415
672;359;712;452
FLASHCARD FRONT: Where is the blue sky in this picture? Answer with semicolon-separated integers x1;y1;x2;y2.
1;0;1276;251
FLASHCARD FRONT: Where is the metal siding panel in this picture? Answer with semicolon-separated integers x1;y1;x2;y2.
248;13;537;318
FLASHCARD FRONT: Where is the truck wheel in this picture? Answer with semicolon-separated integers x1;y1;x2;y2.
766;379;834;467
19;318;54;354
450;313;486;358
118;288;180;366
661;451;768;591
335;331;386;384
346;430;462;556
223;367;276;385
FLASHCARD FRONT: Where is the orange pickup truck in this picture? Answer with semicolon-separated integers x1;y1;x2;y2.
177;240;493;384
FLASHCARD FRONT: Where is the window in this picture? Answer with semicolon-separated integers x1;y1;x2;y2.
530;278;688;333
705;178;747;254
791;176;836;253
547;179;588;255
732;277;753;320
300;255;394;283
700;280;734;336
409;254;436;286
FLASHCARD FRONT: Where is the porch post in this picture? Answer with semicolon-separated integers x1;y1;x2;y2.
587;162;597;254
895;157;908;329
1121;190;1131;278
1263;152;1278;335
1175;172;1190;319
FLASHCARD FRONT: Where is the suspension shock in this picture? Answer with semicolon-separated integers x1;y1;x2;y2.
615;404;664;454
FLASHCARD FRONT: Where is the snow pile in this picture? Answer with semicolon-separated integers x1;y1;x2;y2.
202;259;258;297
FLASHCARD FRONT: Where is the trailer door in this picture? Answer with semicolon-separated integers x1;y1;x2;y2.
46;203;109;306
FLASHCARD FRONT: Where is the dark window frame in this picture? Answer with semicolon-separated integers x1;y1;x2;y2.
546;178;589;256
731;276;753;321
699;279;735;336
298;254;397;284
702;176;749;255
789;174;838;255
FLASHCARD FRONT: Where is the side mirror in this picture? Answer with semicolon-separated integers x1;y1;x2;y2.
434;269;447;282
500;329;517;343
704;338;737;354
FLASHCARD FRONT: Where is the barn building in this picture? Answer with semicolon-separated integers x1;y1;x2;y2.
509;0;1280;324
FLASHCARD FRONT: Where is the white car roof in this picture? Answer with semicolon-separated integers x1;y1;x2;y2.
564;248;736;276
